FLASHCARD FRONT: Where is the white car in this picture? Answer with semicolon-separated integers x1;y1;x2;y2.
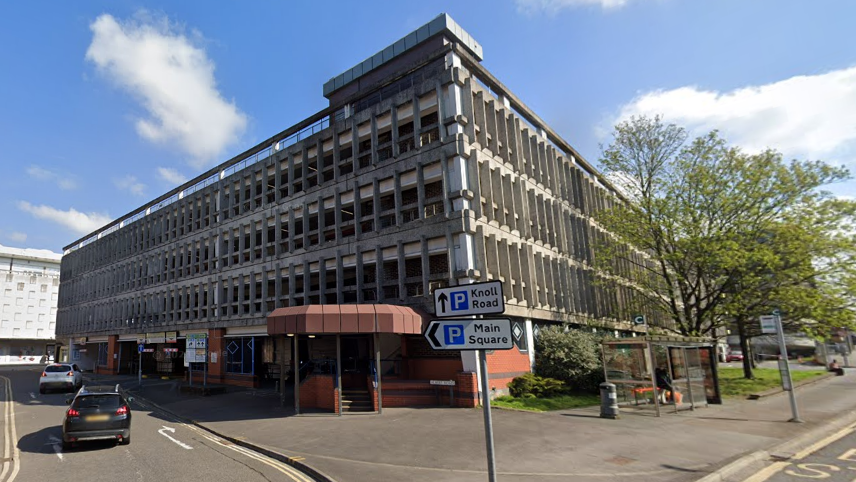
39;363;83;394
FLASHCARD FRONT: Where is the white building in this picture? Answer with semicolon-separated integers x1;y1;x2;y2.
0;244;62;364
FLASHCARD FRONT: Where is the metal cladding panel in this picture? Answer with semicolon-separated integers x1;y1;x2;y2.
340;305;360;333
382;45;395;63
376;305;395;333
404;31;419;49
393;38;406;56
343;69;353;84
322;305;341;333
357;305;376;333
372;52;384;69
361;58;373;75
416;24;431;43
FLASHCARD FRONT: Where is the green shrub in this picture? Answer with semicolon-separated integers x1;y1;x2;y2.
508;373;568;398
534;326;604;393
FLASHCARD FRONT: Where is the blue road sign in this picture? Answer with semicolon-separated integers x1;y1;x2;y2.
138;344;144;353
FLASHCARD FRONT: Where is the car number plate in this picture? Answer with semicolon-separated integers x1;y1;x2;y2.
85;414;110;422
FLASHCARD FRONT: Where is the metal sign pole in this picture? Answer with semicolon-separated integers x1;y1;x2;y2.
775;312;802;422
138;347;142;386
478;349;498;482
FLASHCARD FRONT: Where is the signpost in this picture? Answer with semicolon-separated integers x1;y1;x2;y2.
433;281;504;318
186;334;208;387
428;281;511;482
137;344;144;385
632;314;646;325
761;310;801;422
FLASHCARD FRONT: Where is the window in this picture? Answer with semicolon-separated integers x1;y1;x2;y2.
226;337;255;374
16;283;24;291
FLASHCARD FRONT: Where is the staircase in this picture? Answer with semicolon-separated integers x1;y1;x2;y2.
340;388;374;413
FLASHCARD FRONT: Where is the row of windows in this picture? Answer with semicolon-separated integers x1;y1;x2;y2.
63;101;443;279
58;251;451;335
61;176;448;306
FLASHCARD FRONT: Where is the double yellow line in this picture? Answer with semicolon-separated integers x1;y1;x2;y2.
0;376;19;482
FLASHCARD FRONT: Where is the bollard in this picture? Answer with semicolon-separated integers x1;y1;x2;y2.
600;382;620;419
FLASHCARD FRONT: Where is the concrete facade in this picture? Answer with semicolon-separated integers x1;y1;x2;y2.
0;244;62;364
57;14;660;393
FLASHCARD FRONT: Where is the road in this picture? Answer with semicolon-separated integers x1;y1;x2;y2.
743;422;856;482
0;366;315;482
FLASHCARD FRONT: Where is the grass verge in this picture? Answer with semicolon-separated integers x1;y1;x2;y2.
718;366;827;398
492;393;600;412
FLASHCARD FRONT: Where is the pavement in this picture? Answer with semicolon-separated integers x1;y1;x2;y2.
81;369;856;482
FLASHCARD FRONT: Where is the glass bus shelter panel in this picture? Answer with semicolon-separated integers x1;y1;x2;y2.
685;347;708;408
603;344;653;383
698;346;722;404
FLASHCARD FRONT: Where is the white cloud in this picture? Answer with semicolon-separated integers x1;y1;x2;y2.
516;0;633;13
613;66;856;165
26;165;77;190
157;167;189;186
86;12;247;168
17;202;112;235
7;232;27;243
114;175;146;197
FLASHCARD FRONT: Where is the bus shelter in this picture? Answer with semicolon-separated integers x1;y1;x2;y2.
602;336;721;417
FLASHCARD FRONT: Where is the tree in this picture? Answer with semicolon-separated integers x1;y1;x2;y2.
534;326;603;392
595;116;856;378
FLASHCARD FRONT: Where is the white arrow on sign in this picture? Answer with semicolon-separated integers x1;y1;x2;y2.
158;426;193;450
424;318;513;351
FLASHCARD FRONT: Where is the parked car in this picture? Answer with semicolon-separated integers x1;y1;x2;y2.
726;350;744;362
62;384;133;450
39;363;83;394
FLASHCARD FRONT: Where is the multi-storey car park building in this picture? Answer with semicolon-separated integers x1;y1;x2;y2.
57;14;665;413
0;245;62;365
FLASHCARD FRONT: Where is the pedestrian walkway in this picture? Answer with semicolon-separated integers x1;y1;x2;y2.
85;371;856;482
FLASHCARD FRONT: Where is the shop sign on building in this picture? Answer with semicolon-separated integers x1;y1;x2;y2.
165;332;178;343
147;332;166;344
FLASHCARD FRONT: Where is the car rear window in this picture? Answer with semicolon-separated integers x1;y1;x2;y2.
45;365;72;373
73;394;123;410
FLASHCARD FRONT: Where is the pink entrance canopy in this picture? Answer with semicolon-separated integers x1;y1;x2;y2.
266;304;424;335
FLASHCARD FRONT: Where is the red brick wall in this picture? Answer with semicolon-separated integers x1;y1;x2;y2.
299;374;338;413
456;372;478;407
407;358;464;380
486;346;531;396
207;329;226;381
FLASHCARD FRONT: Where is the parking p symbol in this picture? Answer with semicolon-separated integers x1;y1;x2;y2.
444;325;465;345
451;291;468;311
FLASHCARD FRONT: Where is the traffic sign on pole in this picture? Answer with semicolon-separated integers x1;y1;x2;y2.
424;318;513;351
433;281;504;318
138;344;144;353
632;314;646;325
759;315;777;334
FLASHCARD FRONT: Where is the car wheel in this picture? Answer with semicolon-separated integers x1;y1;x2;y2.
121;435;130;446
38;387;45;395
62;441;72;451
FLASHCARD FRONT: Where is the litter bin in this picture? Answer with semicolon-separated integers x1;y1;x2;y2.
600;382;619;419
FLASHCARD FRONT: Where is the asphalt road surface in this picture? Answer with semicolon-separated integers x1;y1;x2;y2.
744;422;856;482
0;366;315;482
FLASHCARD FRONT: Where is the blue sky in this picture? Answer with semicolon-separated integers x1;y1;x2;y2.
1;0;854;253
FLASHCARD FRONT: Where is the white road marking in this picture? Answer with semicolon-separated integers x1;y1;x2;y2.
0;376;21;481
47;436;63;461
158;426;193;450
28;393;35;400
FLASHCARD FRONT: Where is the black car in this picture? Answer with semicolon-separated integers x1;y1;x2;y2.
62;385;133;450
